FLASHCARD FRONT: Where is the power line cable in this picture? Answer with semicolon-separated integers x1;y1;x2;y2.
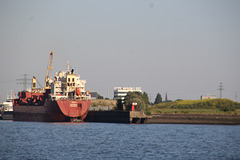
16;74;31;91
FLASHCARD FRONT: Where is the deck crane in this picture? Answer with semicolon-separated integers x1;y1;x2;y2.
45;51;53;91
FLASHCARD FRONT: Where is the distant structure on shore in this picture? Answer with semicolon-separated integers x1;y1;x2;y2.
90;92;99;99
114;87;142;101
200;94;216;100
165;92;168;101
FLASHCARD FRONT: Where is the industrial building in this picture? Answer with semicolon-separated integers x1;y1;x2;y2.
200;94;216;100
90;92;99;99
114;87;142;101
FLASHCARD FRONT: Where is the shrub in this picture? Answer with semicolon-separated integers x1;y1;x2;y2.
144;108;152;115
124;92;147;111
219;106;235;112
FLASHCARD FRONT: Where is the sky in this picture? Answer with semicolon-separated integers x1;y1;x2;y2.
0;0;240;102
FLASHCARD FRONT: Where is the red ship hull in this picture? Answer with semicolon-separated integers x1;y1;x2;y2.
13;99;91;122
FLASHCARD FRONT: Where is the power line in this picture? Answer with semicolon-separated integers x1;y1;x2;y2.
36;78;43;88
0;80;16;83
16;74;31;91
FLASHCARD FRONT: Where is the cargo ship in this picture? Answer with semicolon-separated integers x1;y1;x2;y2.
13;52;91;122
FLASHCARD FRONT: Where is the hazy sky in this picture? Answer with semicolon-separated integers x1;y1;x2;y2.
0;0;240;102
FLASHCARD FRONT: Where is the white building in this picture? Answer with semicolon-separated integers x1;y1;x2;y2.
200;94;216;100
114;87;142;100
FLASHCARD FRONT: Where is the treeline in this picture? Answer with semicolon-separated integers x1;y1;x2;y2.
153;93;171;104
116;91;150;111
108;90;240;114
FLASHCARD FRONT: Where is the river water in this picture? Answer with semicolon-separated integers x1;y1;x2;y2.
0;121;239;160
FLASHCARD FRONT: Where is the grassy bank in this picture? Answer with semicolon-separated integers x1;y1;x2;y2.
89;98;240;115
147;99;240;115
90;99;117;108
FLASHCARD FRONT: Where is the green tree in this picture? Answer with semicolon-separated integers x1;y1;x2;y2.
116;99;123;111
143;92;150;104
154;93;162;104
124;92;146;111
97;94;104;99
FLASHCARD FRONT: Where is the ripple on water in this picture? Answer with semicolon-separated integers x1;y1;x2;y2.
0;121;239;160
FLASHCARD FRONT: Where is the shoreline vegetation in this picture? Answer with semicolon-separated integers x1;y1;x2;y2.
91;98;240;115
147;98;240;115
89;98;240;124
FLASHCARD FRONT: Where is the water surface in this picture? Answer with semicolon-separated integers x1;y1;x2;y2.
0;121;239;160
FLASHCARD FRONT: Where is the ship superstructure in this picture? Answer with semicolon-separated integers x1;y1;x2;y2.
0;91;14;120
50;68;90;101
3;96;14;112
